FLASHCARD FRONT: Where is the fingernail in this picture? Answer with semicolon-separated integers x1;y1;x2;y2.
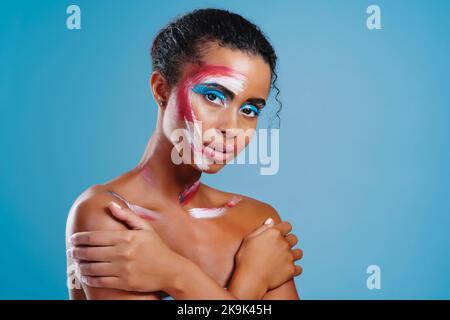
81;276;88;284
69;235;76;246
264;218;273;225
111;201;122;210
66;248;73;259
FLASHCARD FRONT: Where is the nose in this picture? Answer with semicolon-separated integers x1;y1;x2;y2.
218;105;239;139
220;128;239;141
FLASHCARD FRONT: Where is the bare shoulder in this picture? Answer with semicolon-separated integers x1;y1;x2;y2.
65;184;127;242
201;183;282;225
65;184;129;300
65;184;163;300
237;194;282;224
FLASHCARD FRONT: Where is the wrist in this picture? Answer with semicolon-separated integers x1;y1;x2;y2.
228;264;268;300
164;255;197;297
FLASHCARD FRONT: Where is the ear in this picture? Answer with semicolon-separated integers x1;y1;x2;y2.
150;71;170;108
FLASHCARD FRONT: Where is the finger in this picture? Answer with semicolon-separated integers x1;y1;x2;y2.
292;248;303;261
78;262;117;277
285;234;298;248
247;217;275;238
108;202;152;231
68;246;117;262
273;221;292;236
293;265;303;277
70;231;130;247
81;276;125;290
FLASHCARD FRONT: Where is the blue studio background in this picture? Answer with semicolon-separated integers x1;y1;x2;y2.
1;0;449;299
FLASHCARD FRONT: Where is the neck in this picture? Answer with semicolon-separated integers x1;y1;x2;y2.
134;116;201;204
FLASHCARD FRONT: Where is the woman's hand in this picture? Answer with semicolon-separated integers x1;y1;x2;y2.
68;201;302;299
67;202;186;293
229;218;303;299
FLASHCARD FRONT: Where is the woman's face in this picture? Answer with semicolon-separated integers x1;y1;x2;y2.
162;43;272;173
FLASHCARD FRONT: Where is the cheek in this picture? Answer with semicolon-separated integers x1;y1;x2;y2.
188;94;214;125
189;95;259;147
236;126;257;154
162;87;197;132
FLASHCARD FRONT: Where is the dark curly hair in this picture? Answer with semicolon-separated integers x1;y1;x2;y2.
151;8;282;127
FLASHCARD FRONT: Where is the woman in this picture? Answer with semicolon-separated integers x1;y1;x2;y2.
66;8;303;300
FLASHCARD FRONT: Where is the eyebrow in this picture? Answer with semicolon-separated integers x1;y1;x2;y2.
201;82;266;108
246;98;266;108
202;82;236;99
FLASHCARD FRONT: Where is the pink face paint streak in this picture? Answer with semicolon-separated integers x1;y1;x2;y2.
176;64;247;122
175;64;247;170
108;190;159;221
187;195;243;219
166;64;246;217
184;116;207;170
178;178;200;205
138;162;160;188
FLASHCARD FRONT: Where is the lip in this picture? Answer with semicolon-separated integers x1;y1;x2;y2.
204;142;235;153
202;144;234;162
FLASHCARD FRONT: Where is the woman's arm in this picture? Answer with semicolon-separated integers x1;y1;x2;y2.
67;190;301;299
262;280;299;300
260;206;302;300
67;190;240;299
66;190;162;299
164;256;300;300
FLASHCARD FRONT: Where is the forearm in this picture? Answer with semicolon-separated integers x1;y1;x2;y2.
227;265;268;299
166;257;237;300
262;280;299;300
167;257;268;300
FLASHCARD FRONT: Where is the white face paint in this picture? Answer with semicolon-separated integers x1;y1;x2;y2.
108;190;159;221
199;74;247;98
184;115;210;170
182;73;247;170
187;195;243;219
188;207;227;219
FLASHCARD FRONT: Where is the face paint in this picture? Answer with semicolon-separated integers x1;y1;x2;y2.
108;190;159;221
183;116;209;170
174;64;247;170
178;178;242;219
129;204;159;221
187;195;243;219
108;182;241;220
129;65;247;220
178;178;201;205
176;64;247;121
139;162;159;188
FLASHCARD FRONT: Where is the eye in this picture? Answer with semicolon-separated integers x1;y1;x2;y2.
239;104;261;118
205;92;223;104
192;85;226;106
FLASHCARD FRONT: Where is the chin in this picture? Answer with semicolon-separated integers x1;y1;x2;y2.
192;163;226;174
